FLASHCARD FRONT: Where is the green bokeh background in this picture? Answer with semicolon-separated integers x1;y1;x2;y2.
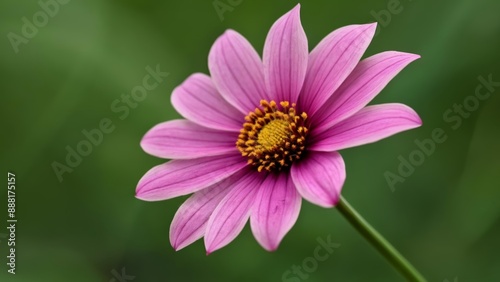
1;0;499;281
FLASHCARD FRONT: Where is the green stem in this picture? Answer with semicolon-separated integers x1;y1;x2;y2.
336;196;427;282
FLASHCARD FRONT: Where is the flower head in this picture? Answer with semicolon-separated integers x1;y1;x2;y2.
136;4;421;253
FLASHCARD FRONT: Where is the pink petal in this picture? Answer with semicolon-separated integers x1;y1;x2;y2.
299;23;377;115
136;154;246;201
169;170;246;251
310;103;422;152
291;151;345;208
263;4;308;103
204;169;264;254
311;51;420;134
208;30;269;114
171;73;243;132
141;120;238;159
250;172;301;251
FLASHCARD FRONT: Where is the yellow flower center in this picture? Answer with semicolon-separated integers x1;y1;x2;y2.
236;100;308;172
257;119;290;150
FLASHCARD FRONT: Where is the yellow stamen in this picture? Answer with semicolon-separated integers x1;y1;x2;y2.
236;100;308;172
256;119;290;150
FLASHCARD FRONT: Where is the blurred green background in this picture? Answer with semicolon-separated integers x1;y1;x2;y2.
1;0;499;281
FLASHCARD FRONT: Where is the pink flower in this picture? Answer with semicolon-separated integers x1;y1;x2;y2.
136;4;421;254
